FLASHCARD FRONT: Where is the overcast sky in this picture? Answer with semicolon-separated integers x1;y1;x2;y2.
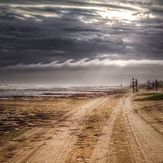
0;0;163;86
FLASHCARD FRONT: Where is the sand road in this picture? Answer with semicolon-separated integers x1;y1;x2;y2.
4;94;163;163
90;94;163;163
5;97;109;163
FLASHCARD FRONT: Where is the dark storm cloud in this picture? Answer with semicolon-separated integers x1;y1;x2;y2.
0;0;163;69
0;4;127;66
0;0;163;86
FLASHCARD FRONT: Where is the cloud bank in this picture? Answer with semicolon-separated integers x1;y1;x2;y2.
0;0;163;85
3;59;163;70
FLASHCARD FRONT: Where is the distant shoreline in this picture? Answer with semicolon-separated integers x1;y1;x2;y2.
0;87;126;98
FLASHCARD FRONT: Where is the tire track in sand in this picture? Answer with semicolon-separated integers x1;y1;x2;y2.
90;96;124;163
124;95;163;163
90;94;163;163
8;97;109;163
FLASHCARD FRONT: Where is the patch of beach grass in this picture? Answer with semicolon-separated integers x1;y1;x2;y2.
135;93;163;101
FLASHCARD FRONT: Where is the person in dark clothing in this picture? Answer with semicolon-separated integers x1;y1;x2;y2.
155;79;159;91
132;78;135;93
135;78;138;92
152;81;155;90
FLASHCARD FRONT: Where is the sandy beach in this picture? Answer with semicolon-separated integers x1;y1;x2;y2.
1;0;163;162
0;88;162;163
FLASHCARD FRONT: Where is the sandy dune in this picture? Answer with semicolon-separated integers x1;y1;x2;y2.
0;92;163;163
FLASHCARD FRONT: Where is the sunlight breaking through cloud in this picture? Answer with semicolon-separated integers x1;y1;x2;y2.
3;59;163;70
0;0;163;85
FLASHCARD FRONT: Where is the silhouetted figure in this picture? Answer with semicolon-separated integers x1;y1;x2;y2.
155;79;159;91
132;78;135;93
152;81;155;90
147;80;152;90
135;78;138;92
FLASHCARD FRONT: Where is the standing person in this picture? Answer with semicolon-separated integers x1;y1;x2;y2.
155;79;159;91
147;80;151;90
152;81;155;90
132;78;135;93
135;78;138;92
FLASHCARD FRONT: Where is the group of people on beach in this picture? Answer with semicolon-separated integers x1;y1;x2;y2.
146;79;159;91
131;78;159;93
